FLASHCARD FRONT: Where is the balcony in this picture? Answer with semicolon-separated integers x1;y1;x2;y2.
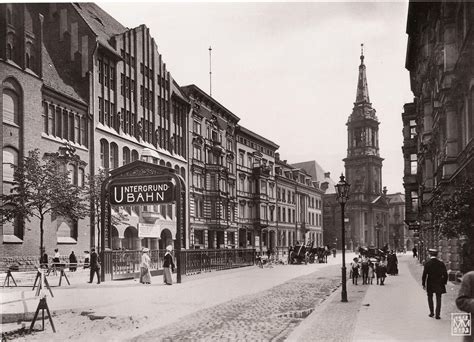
252;165;271;177
141;209;161;223
254;218;269;228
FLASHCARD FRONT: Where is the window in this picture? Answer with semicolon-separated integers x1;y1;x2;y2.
3;89;19;124
67;164;75;184
410;191;419;213
193;121;201;135
123;147;130;165
78;168;85;187
3;147;18;182
410;154;417;175
409;120;416;139
100;139;109;169
110;143;118;169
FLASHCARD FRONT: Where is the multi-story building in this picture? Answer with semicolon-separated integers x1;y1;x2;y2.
275;155;325;257
235;125;279;252
386;192;413;252
183;84;240;249
1;3;189;262
404;1;474;273
291;161;335;247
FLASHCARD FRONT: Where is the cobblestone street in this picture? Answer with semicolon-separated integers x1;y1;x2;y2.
133;264;344;341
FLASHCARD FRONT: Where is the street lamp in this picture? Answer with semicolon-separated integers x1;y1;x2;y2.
335;174;350;303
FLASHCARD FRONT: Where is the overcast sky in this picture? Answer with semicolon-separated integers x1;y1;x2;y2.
100;1;412;193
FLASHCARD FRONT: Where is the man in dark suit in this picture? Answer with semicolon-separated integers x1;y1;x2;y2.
88;248;101;284
422;248;448;319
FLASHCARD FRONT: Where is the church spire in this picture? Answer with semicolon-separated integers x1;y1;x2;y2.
355;43;370;104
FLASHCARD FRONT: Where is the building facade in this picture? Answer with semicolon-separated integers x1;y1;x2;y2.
403;1;474;273
235;125;279;252
275;155;325;256
386;192;413;252
184;84;239;249
1;3;189;263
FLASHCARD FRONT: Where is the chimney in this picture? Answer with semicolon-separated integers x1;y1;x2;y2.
324;172;330;178
383;186;387;196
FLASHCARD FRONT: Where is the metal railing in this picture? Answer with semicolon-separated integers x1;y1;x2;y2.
181;248;256;275
102;248;256;280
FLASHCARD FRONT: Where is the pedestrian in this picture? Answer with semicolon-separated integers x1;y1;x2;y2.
140;248;152;284
332;248;336;258
69;251;77;272
83;250;90;269
88;248;101;284
422;248;448;319
40;251;49;269
350;257;360;285
368;260;375;284
413;246;418;258
361;257;369;284
163;245;175;285
377;258;387;285
456;271;474;341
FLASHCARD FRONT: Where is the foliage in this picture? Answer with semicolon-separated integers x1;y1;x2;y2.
0;149;88;255
85;168;128;249
431;178;474;239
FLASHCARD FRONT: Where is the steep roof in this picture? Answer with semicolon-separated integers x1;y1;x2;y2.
41;43;87;104
386;192;405;204
355;44;370;104
71;3;127;54
290;160;337;194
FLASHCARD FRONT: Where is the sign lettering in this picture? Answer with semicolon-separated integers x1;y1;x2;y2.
110;181;174;205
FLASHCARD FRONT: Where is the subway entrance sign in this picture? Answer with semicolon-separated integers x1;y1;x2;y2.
110;181;174;205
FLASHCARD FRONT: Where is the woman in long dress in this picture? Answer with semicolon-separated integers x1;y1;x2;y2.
163;245;175;285
140;248;152;284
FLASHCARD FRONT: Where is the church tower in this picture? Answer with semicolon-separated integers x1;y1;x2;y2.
343;45;389;250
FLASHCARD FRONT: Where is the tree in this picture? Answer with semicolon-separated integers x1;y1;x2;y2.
85;168;128;251
432;178;474;239
0;149;88;256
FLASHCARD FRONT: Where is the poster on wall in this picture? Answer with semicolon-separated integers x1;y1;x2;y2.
138;223;160;238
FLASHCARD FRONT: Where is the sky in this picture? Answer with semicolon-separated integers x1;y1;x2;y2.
99;1;413;193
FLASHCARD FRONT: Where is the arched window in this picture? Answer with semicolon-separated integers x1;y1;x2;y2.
123;147;130;165
3;89;19;124
180;167;186;180
100;139;109;169
3;147;18;182
131;149;139;162
110;142;118;169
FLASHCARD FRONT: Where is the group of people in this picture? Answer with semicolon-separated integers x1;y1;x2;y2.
140;245;175;285
350;256;388;285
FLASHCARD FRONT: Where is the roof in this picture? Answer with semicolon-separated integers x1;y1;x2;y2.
236;125;279;150
291;160;337;194
71;3;127;54
386;192;405;204
355;48;370;104
41;43;87;104
182;84;240;123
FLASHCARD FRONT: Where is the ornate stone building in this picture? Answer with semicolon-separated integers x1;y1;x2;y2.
338;48;390;250
235;125;279;252
184;84;239;249
403;1;474;274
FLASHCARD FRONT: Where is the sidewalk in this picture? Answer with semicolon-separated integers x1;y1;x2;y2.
1;252;354;341
288;254;463;342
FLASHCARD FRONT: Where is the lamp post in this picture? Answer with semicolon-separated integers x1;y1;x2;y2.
335;174;350;303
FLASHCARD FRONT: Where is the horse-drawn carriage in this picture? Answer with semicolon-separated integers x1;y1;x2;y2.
358;244;389;260
289;242;330;264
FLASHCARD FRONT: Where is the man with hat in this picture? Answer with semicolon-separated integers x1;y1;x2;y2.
422;248;448;319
